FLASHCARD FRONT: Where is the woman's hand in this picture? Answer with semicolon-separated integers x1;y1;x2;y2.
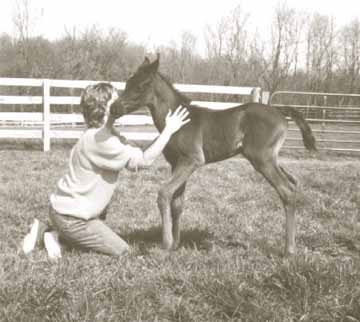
128;106;191;169
164;106;191;135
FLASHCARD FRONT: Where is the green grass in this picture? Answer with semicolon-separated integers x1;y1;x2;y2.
0;145;360;322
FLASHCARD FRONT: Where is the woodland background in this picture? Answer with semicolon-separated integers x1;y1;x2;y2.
1;1;360;96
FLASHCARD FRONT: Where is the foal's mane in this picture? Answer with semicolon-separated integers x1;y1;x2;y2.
157;71;248;114
157;72;192;106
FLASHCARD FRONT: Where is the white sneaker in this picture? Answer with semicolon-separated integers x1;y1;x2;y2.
44;231;62;260
22;218;48;255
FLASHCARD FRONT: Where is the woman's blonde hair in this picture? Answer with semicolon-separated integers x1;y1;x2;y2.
80;82;116;128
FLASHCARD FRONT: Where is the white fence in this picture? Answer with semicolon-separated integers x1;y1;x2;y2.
0;78;261;151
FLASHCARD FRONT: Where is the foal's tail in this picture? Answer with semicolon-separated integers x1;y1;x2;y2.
287;106;317;152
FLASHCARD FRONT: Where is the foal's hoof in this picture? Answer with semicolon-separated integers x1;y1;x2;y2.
284;248;296;257
162;241;173;251
171;241;180;251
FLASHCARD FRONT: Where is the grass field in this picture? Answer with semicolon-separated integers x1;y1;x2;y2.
0;144;359;321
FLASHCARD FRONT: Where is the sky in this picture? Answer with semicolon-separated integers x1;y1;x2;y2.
1;0;360;53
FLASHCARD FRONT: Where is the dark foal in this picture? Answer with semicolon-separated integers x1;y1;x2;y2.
114;55;316;256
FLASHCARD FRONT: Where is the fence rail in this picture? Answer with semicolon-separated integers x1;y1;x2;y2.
0;77;256;94
0;77;260;151
2;78;359;153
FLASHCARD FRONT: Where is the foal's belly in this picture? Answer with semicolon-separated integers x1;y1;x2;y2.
203;135;243;162
201;112;245;163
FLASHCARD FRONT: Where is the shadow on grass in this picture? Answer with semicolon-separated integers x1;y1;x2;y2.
252;237;283;258
0;140;43;151
122;226;162;245
0;139;75;151
122;226;215;253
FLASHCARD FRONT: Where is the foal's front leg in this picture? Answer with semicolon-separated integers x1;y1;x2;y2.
157;162;197;250
171;183;186;249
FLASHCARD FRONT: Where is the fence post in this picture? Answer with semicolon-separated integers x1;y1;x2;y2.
251;87;261;103
322;95;327;131
262;91;270;104
42;79;50;152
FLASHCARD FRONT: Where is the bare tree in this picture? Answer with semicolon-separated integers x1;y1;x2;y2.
224;5;250;84
305;13;337;92
153;31;198;84
204;18;227;59
13;0;32;41
178;31;197;82
338;18;360;93
203;4;250;85
255;3;304;93
12;0;44;77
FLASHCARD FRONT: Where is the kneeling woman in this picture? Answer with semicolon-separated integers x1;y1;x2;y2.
23;82;190;258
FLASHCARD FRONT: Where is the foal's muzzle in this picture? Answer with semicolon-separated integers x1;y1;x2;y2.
110;98;127;118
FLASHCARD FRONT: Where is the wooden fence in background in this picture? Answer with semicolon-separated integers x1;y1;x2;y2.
0;78;261;151
1;78;359;153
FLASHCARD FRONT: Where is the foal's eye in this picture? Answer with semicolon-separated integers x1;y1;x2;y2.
137;83;147;91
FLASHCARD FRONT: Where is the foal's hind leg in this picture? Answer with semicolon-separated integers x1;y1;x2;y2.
246;151;298;255
280;165;298;186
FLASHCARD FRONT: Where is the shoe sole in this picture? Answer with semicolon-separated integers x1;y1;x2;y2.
22;219;49;255
22;219;40;255
44;231;62;259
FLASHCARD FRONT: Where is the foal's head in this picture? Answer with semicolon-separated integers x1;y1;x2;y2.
119;56;160;115
119;54;191;115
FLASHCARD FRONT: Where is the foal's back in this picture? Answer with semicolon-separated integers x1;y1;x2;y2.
165;103;288;164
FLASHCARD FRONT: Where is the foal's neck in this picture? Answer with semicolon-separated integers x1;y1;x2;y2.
149;74;185;132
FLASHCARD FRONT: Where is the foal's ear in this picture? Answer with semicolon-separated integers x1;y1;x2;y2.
141;57;151;67
147;54;160;74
